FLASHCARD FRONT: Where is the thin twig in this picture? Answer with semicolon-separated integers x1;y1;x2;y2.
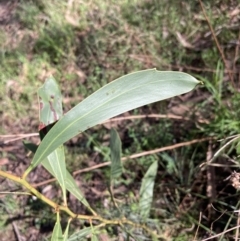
103;114;209;124
0;191;31;196
0;133;39;138
233;31;240;89
194;212;202;241
210;208;227;234
198;0;235;87
200;134;240;168
235;212;240;241
1;133;39;144
201;224;240;241
33;136;214;188
0;133;38;138
0;114;209;143
121;137;213;161
130;54;240;73
206;140;216;220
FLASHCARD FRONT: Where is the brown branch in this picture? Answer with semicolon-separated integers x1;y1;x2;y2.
1;114;209;144
201;224;240;241
33;137;214;188
128;54;239;74
103;114;209;124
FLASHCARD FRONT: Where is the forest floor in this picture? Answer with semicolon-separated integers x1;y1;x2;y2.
0;0;240;240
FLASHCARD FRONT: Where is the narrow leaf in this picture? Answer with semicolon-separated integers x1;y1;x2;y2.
42;159;91;209
23;141;90;209
51;213;63;241
63;218;71;241
161;153;177;174
139;161;158;220
236;142;240;156
23;141;38;153
68;227;99;241
91;234;99;241
26;69;200;174
38;76;62;124
45;146;67;204
110;128;122;180
64;171;91;208
39;77;67;204
91;219;99;241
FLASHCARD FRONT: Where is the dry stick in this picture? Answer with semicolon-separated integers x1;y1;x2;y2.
210;209;227;232
206;140;216;220
235;212;240;241
200;134;240;168
201;224;240;241
238;32;240;86
103;114;209;124
210;208;227;235
0;113;209;143
0;133;39;138
3;136;36;144
164;63;238;74
130;54;239;73
33;137;213;188
194;211;202;241
234;31;240;88
1;133;39;144
198;0;235;87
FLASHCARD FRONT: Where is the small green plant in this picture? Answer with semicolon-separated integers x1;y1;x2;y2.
0;69;200;240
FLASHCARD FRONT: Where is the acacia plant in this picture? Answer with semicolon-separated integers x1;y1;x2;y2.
0;69;200;240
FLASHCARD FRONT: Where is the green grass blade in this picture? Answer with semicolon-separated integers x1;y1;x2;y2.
110;128;122;181
51;213;63;241
26;69;200;175
236;141;240;156
139;161;158;220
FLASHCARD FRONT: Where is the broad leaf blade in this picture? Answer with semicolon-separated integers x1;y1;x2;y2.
139;161;158;220
110;128;122;181
27;69;200;174
51;213;63;241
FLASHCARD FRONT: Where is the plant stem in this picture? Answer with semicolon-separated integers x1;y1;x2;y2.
0;170;159;238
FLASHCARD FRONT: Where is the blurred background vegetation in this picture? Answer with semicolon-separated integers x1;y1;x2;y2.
0;0;240;240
